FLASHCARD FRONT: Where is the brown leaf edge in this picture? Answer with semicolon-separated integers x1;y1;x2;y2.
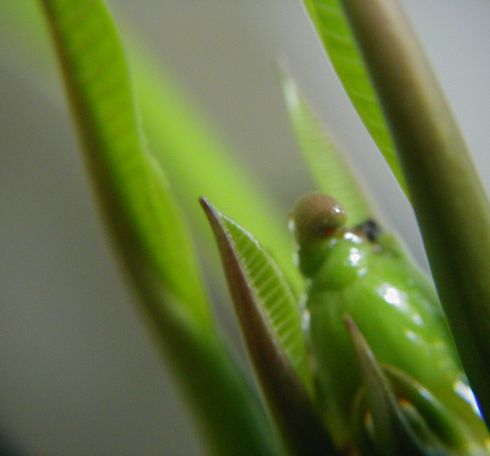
200;197;335;455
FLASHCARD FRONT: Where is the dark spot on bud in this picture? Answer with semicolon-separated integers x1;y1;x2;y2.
354;219;381;242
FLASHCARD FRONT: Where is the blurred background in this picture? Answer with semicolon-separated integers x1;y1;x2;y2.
1;1;489;454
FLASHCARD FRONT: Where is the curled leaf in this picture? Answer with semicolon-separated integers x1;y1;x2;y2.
201;197;335;455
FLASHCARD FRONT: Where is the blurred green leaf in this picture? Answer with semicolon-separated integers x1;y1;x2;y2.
303;0;408;194
338;0;490;428
38;1;278;454
39;0;208;322
0;0;303;295
281;71;372;226
132;50;303;294
200;197;335;455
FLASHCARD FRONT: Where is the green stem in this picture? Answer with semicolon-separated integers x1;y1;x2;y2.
339;0;490;425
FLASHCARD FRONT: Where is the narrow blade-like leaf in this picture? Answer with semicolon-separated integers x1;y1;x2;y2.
303;0;407;194
281;71;372;226
201;197;334;455
339;0;490;427
38;1;277;454
39;0;207;321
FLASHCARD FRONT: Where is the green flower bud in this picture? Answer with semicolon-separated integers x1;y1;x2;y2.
292;192;346;247
291;192;489;452
291;192;346;277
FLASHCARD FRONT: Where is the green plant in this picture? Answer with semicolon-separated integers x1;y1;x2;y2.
2;0;490;454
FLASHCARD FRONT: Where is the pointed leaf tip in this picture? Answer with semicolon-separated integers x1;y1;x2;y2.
201;197;336;455
202;196;309;381
280;70;373;226
344;314;428;456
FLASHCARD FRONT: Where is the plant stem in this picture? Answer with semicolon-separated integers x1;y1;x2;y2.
339;0;490;425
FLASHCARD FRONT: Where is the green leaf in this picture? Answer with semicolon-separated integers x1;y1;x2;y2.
345;315;431;456
131;50;303;295
201;197;335;455
281;71;372;226
38;1;278;454
338;0;490;429
200;198;309;388
303;0;408;194
0;0;303;296
39;0;208;322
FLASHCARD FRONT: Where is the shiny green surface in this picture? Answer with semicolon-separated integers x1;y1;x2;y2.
304;227;488;450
